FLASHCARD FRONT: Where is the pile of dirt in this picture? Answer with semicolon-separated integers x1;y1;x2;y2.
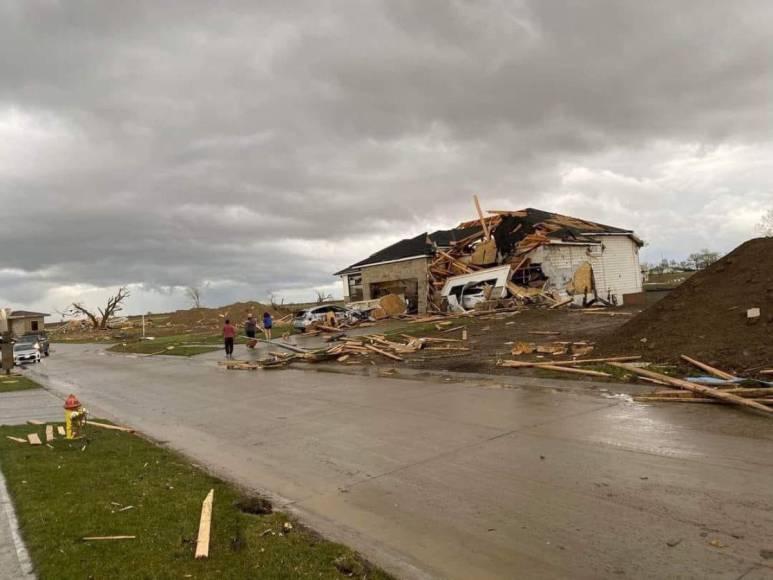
596;238;773;372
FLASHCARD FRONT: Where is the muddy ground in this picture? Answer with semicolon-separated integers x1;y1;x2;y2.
386;307;642;377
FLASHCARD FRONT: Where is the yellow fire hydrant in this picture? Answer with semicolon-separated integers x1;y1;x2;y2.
64;394;86;439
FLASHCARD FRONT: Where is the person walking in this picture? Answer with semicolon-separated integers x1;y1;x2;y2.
223;318;236;359
262;311;273;341
244;314;257;339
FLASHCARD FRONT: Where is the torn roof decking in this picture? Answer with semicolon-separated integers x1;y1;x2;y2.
335;207;640;276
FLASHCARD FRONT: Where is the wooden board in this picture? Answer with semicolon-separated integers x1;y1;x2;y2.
195;489;215;559
680;355;736;380
499;356;641;368
363;344;403;361
473;194;490;240
89;421;135;433
536;364;610;378
610;363;773;415
45;425;54;442
27;433;42;445
82;535;136;541
27;420;44;426
6;436;27;444
57;426;66;436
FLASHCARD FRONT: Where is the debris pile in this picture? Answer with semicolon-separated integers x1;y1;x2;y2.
596;237;773;373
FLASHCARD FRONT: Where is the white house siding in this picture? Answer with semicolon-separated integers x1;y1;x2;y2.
530;235;642;305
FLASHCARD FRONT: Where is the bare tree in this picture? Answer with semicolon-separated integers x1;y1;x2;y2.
267;292;285;309
758;209;773;237
314;289;333;304
185;286;202;308
69;286;130;329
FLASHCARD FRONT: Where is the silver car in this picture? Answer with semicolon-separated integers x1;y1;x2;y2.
292;305;359;331
1;341;41;365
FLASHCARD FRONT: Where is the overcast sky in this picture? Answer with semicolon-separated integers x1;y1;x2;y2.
1;1;772;316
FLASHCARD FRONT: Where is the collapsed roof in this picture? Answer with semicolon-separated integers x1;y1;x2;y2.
335;208;641;276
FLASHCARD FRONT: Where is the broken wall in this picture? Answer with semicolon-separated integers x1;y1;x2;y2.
530;236;642;304
360;257;430;314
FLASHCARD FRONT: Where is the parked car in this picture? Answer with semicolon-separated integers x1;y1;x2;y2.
0;340;41;365
293;305;360;331
22;331;49;356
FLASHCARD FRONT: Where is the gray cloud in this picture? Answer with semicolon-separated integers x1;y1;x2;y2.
1;1;772;313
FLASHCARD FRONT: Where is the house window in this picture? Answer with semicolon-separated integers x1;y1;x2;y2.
348;274;363;301
31;321;39;331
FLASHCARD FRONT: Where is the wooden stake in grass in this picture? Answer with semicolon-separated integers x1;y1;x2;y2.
680;355;736;380
195;489;215;559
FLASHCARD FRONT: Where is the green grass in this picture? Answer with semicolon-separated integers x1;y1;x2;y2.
0;423;391;580
0;375;42;393
108;325;295;356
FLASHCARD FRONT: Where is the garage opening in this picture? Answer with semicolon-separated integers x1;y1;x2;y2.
369;279;419;313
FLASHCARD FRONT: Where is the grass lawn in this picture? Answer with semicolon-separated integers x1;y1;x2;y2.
0;423;390;580
108;325;295;357
0;374;42;393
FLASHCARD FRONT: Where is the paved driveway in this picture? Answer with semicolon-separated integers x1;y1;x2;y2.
27;344;773;579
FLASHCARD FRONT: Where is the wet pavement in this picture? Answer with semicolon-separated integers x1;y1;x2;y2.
25;343;773;580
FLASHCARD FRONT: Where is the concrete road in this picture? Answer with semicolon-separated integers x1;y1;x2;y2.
27;344;773;580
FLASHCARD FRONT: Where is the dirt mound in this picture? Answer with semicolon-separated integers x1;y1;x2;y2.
596;238;773;372
166;301;289;328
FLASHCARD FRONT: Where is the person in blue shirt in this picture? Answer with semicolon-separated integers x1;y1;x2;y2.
262;311;273;341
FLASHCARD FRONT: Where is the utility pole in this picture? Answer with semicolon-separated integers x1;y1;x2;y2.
0;308;13;376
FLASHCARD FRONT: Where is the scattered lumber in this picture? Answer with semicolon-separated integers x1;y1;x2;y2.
680;355;736;380
641;388;773;399
89;421;135;433
82;536;136;541
610;363;773;415
499;356;641;368
549;298;573;309
27;433;42;445
363;344;403;361
532;364;611;378
440;325;465;334
195;489;215;559
634;397;773;404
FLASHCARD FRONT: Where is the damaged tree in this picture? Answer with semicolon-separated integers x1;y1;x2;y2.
185;286;202;309
68;286;130;330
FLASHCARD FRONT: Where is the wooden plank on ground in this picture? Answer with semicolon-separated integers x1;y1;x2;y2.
27;433;42;445
195;489;215;559
760;369;773;375
363;344;403;361
610;363;773;415
89;421;135;433
549;298;573;309
634;397;773;404
45;425;54;442
680;355;736;380
499;356;641;368
6;436;27;444
536;365;611;378
57;426;66;436
82;536;136;541
27;420;44;426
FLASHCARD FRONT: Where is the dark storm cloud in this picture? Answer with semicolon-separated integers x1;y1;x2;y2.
1;1;772;312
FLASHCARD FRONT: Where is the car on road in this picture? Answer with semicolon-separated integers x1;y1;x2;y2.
21;331;50;356
292;305;360;331
0;340;41;365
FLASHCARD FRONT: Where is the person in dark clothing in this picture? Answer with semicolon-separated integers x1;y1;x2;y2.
244;314;257;339
223;318;235;359
262;311;273;341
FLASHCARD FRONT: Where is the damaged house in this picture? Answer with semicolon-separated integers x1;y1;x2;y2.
335;207;644;314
